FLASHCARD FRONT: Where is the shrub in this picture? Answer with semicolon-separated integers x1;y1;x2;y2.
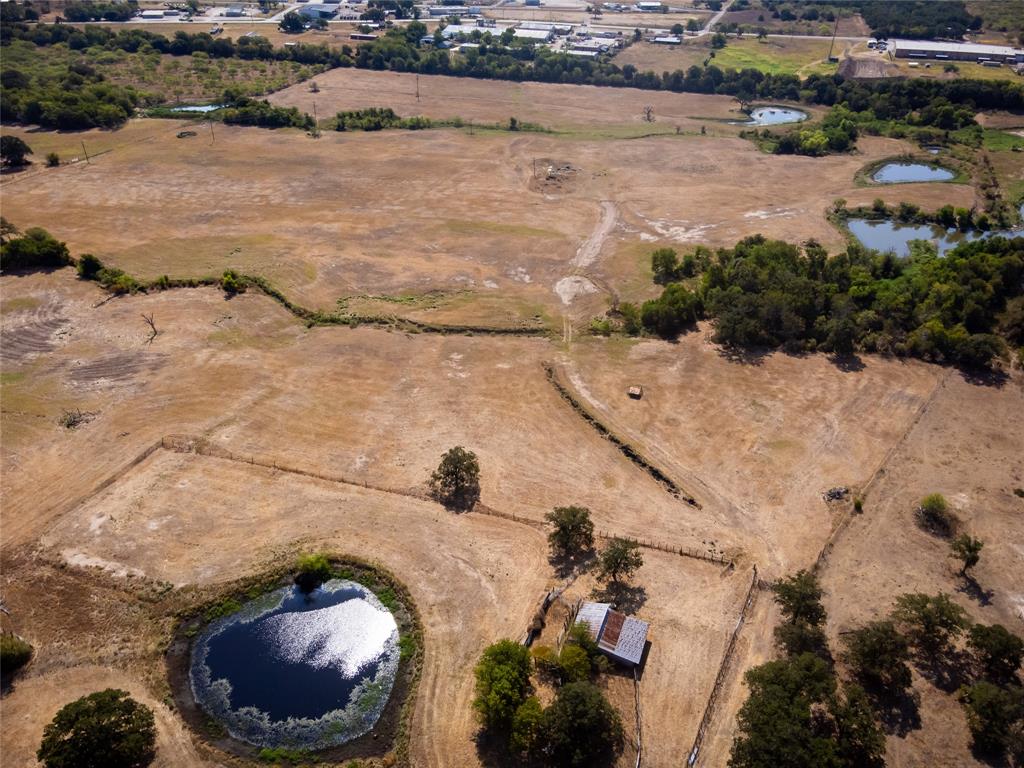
916;493;958;537
558;644;591;683
531;644;560;677
46;152;60;167
77;253;104;280
221;269;247;295
0;227;72;272
429;446;480;510
0;634;33;674
294;553;332;592
37;689;156;768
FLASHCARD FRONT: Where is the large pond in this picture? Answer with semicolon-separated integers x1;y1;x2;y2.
871;162;955;184
848;213;1024;258
732;106;808;126
190;580;400;750
169;104;224;113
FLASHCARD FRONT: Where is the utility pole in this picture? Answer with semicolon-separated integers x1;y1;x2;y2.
81;141;90;164
209;120;215;143
416;74;420;101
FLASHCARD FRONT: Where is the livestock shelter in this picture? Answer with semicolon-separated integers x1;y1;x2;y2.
576;602;650;667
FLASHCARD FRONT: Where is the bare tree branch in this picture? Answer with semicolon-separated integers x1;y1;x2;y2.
142;313;158;344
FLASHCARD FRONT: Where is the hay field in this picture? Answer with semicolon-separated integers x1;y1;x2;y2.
616;37;840;78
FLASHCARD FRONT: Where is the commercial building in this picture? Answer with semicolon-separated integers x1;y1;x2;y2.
892;39;1024;64
636;1;663;11
653;35;681;45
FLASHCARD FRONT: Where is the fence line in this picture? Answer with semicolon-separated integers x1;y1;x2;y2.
634;665;644;768
594;529;733;568
686;564;760;767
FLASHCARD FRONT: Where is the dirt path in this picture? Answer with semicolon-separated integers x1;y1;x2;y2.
572;201;619;270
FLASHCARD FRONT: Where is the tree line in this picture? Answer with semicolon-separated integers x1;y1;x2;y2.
4;19;1024;133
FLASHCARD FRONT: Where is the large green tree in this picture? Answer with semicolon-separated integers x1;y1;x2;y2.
37;689;156;768
539;681;624;767
843;620;912;696
892;592;968;664
544;505;594;559
429;446;480;509
472;640;533;735
1;135;32;167
969;624;1024;684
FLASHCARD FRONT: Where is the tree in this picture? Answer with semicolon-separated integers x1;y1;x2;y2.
1;135;33;167
510;696;544;754
294;553;332;593
916;492;958;537
558;644;591;683
596;538;643;584
473;640;533;734
278;10;305;32
950;534;983;576
77;253;104;280
651;247;680;284
37;689;156;768
729;653;838;768
959;681;1024;758
831;684;886;768
642;105;654;122
968;624;1023;684
892;592;968;663
544;506;594;559
429;446;480;509
539;681;624;767
711;31;727;48
843;620;912;696
773;570;826;627
775;621;829;659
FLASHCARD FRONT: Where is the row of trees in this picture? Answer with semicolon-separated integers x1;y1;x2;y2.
624;235;1024;369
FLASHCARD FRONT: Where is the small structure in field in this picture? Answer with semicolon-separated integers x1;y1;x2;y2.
576;601;650;667
627;385;643;400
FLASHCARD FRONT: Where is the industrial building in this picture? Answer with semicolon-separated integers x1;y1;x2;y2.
653;35;681;45
576;602;650;667
429;5;482;15
298;3;338;19
636;1;663;11
513;27;555;42
891;39;1024;64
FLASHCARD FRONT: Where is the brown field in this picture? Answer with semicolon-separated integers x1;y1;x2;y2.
2;68;1022;768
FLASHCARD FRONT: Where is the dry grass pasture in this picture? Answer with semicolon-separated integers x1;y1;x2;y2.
1;71;1022;768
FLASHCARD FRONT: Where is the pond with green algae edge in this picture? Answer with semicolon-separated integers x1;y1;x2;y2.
189;579;400;750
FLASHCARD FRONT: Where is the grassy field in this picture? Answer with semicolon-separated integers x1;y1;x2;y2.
968;0;1024;45
2;39;323;104
615;36;838;78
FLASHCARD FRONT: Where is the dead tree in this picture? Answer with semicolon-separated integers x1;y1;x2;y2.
642;105;655;123
142;313;159;344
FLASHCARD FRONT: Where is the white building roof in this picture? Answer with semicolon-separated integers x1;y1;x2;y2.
513;27;554;40
892;39;1023;58
566;49;600;57
576;602;610;639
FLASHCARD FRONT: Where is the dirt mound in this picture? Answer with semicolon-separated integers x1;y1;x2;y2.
838;56;896;79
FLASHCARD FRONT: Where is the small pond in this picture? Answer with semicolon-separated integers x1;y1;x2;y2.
169;104;225;113
732;106;808;126
190;580;399;750
848;211;1024;258
871;162;955;184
